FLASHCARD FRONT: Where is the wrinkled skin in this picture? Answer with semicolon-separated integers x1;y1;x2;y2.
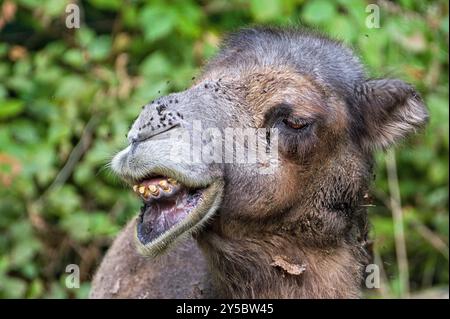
90;27;428;299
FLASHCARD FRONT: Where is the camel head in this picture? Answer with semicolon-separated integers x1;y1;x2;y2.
111;28;428;259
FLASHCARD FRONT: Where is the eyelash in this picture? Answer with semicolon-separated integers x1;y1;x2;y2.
281;118;311;131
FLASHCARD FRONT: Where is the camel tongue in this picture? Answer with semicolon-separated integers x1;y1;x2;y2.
137;189;193;244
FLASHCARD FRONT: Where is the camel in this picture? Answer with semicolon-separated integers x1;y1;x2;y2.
90;27;428;298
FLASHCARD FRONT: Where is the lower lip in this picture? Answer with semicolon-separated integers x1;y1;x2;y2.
136;187;204;245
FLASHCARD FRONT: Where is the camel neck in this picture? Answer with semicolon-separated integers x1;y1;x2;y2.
197;232;366;298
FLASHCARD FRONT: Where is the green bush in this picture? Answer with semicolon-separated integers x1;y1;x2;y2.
0;0;448;298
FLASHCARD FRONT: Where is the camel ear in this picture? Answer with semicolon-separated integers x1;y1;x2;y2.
355;79;428;151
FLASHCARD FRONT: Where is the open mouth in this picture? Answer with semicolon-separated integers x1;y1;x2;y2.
131;175;223;256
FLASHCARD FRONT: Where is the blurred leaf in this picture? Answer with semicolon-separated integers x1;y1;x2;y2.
44;282;68;299
27;279;44;298
302;0;336;25
55;75;87;99
140;51;171;77
0;99;24;119
139;6;177;42
87;36;112;61
11;240;41;267
42;0;68;17
61;211;118;242
0;276;27;298
250;0;283;22
89;0;121;10
63;49;87;68
47;186;81;217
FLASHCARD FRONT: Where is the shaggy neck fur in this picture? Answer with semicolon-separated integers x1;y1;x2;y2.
198;213;369;299
196;151;372;298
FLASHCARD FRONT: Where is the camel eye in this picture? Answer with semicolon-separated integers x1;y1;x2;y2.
282;118;309;130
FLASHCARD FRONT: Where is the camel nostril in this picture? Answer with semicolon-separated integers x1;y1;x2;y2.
128;94;186;145
131;122;181;145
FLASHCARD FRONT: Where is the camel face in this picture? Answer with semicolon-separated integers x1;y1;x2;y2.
111;28;428;259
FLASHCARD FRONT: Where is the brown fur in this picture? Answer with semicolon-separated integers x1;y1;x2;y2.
90;220;215;298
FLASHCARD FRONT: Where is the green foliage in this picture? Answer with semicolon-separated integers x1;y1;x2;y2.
0;0;448;298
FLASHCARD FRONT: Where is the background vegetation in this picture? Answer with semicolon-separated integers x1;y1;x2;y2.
0;0;448;298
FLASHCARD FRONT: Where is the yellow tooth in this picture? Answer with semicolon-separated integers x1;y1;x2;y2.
159;180;170;191
167;178;178;185
133;185;138;192
138;186;146;194
149;184;159;195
